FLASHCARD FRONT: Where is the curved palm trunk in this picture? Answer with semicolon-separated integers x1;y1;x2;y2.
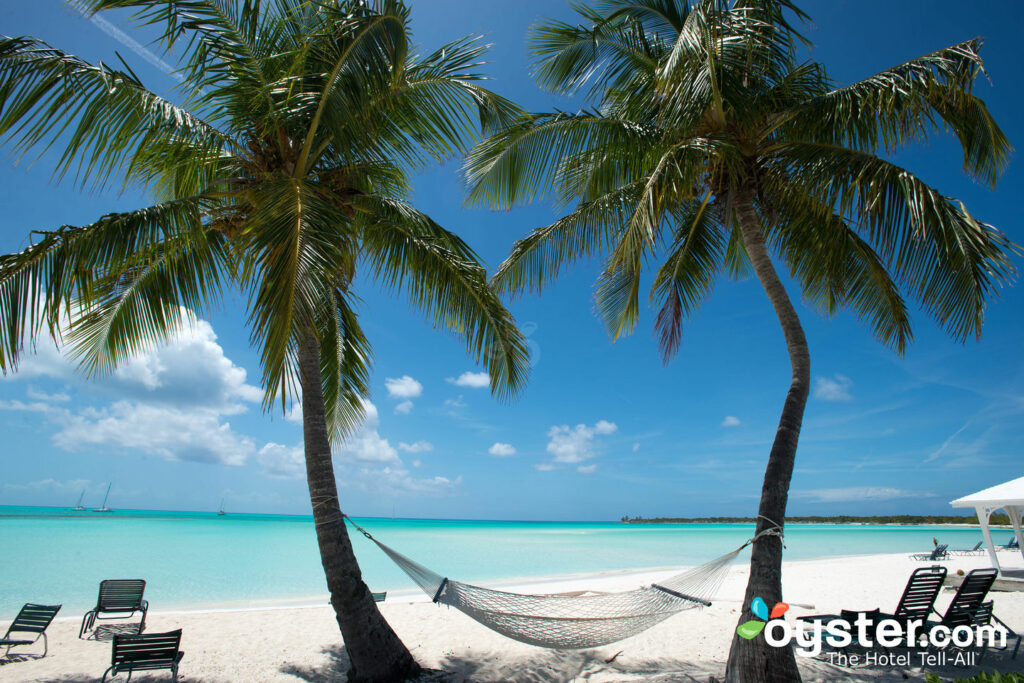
724;186;808;683
297;330;421;683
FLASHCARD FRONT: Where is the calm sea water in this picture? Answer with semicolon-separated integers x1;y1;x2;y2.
0;506;998;618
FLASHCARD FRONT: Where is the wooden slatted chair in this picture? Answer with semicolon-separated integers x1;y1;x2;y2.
80;579;149;638
1;603;61;658
102;630;184;682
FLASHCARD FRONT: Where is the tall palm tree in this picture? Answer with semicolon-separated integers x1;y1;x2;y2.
0;1;529;680
464;0;1016;679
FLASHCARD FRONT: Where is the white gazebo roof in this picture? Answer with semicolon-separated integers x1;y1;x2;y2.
951;475;1024;508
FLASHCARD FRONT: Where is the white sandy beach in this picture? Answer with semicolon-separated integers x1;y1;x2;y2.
2;552;1022;682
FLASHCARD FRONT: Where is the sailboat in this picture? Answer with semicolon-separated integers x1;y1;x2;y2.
93;483;113;512
217;498;226;516
71;490;87;511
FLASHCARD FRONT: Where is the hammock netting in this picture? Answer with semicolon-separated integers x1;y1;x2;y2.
351;518;756;650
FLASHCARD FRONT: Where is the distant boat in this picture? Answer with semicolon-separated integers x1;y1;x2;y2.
71;490;87;512
217;499;226;516
93;483;113;512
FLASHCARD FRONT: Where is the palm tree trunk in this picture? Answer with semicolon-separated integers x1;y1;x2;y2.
297;329;421;683
724;184;809;683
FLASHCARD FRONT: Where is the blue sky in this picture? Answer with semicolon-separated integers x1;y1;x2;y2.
1;1;1022;521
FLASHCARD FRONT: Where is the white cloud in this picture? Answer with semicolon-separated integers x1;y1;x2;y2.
398;441;433;453
447;371;490;389
721;415;741;427
534;463;556;472
2;310;262;415
0;398;57;413
1;312;265;468
335;402;400;465
394;400;414;415
257;443;305;479
797;487;935;503
545;421;618;466
385;376;422;399
488;442;516;457
259;403;457;496
632;442;640;453
27;387;70;402
443;395;468;418
55;401;255;466
1;478;92;494
814;374;853;402
577;464;597;474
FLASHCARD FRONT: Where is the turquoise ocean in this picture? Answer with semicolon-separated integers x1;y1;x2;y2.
0;506;1000;619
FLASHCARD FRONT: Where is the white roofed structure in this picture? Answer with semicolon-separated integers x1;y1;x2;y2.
951;476;1024;572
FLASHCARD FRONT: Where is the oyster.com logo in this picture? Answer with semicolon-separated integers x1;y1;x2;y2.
736;596;788;639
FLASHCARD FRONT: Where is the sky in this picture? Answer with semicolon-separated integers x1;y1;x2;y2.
0;1;1022;521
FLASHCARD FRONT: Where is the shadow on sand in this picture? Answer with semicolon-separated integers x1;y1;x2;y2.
280;643;1023;683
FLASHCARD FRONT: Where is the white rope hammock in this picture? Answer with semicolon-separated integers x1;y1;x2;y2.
344;515;781;650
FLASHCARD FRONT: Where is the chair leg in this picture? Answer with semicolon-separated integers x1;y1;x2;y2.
172;663;178;683
79;611;95;639
101;666;113;683
138;606;147;634
41;633;47;658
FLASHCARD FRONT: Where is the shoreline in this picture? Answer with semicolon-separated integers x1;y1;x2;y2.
5;552;1021;682
38;549;1020;619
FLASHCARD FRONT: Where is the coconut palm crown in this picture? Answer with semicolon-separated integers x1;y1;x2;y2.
464;0;1017;680
0;1;529;681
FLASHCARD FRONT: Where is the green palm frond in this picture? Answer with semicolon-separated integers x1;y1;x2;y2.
650;193;723;360
295;5;408;175
492;182;644;296
77;0;275;112
769;142;1018;341
65;228;229;374
464;112;657;208
357;195;530;399
765;188;912;352
780;40;1011;186
239;176;354;411
531;2;666;98
0;36;232;190
317;287;373;443
0;196;213;372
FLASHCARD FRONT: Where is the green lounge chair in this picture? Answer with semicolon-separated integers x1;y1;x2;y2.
910;544;948;561
997;536;1020;551
797;566;947;639
81;579;148;638
923;569;1020;658
928;567;998;629
102;629;184;683
1;603;61;658
372;591;387;603
951;541;983;556
948;600;1022;660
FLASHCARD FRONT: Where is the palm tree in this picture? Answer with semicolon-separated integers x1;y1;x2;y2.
463;0;1016;679
0;1;528;680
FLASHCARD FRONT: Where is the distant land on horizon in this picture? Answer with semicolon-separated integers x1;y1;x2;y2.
621;514;1011;526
